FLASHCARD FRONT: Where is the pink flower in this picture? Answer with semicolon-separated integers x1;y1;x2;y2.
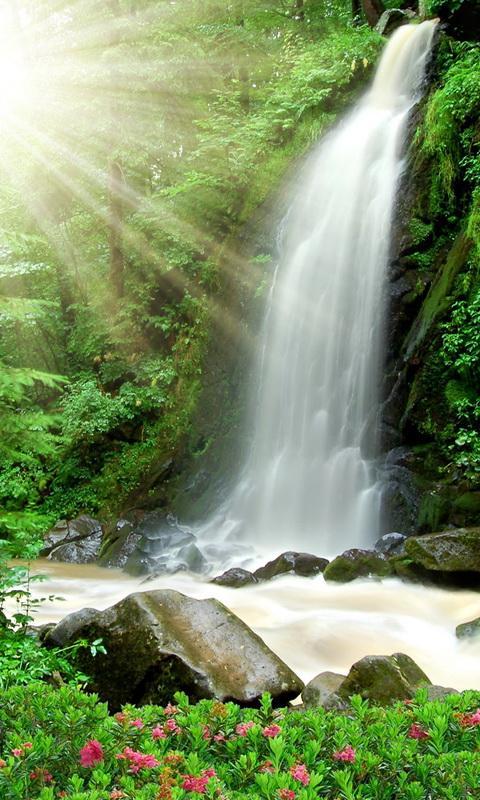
131;718;144;729
110;792;126;800
408;724;429;740
22;742;33;749
114;712;127;724
290;764;310;785
333;745;356;763
203;768;216;778
116;747;159;773
182;769;216;794
30;770;53;783
278;791;296;800
202;725;212;740
164;703;179;716
213;732;226;742
0;760;6;768
79;740;104;768
235;721;255;736
459;709;480;727
262;724;282;738
152;726;166;740
11;749;23;757
164;718;181;734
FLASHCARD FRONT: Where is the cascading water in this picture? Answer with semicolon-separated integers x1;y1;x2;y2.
200;21;438;565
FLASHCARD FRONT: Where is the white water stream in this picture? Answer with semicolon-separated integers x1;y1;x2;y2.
20;21;480;695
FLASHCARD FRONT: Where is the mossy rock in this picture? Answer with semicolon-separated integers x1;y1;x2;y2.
337;653;431;705
405;527;480;572
323;549;393;583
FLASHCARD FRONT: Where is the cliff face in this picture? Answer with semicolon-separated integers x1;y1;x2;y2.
383;23;480;535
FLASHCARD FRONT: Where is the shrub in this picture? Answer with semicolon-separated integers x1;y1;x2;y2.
0;557;101;690
0;685;479;799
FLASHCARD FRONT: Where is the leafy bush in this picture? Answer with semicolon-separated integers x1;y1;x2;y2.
0;558;100;690
0;685;480;799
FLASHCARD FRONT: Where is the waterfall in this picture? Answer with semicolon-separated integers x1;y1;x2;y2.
197;21;438;568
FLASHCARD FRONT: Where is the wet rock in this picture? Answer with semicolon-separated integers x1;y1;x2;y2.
380;464;419;536
301;671;346;710
338;653;431;705
405;527;480;573
456;618;480;640
254;552;328;582
323;549;393;583
376;8;411;37
123;511;205;576
374;532;407;556
44;590;303;709
98;513;145;569
40;516;104;564
211;568;258;588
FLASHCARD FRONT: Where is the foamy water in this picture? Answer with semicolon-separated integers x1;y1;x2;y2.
20;561;480;691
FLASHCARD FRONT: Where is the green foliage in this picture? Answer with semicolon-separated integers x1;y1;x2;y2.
409;39;480;488
0;685;480;799
0;557;100;689
425;0;470;16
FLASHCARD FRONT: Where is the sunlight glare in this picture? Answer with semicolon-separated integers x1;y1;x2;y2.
0;48;29;120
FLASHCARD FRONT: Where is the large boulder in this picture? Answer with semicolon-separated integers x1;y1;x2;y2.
404;527;480;573
44;590;303;709
254;552;328;582
40;516;104;564
323;549;393;583
337;653;431;705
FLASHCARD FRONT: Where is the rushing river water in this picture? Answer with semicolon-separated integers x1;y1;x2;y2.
24;561;480;691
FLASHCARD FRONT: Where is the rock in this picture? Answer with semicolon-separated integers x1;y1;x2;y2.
337;653;431;705
301;671;346;709
380;465;419;536
98;515;144;569
40;515;104;564
254;552;329;581
456;618;480;640
211;568;258;588
376;8;411;37
323;549;393;583
404;527;480;573
426;685;459;701
374;532;407;556
44;590;303;709
123;511;205;576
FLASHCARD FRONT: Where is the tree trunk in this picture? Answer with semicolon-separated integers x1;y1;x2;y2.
362;0;385;27
108;161;125;299
294;0;305;21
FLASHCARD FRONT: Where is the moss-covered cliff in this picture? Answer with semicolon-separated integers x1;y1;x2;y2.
384;14;480;534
